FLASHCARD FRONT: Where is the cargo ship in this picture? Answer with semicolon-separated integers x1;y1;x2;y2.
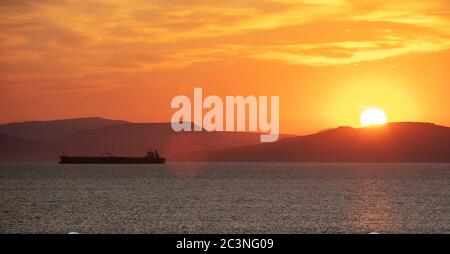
59;149;165;164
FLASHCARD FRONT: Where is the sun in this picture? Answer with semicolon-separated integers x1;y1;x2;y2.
360;107;387;127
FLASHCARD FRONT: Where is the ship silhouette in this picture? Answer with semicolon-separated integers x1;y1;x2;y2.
59;149;165;164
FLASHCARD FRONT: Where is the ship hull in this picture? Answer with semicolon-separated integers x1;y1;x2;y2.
59;156;165;164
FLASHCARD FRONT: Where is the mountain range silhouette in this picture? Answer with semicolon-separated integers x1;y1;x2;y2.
0;118;448;162
178;122;450;162
0;117;275;161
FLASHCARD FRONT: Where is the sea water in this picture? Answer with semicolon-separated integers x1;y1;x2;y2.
1;162;449;233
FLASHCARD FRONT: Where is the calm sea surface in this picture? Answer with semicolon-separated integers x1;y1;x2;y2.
1;162;449;233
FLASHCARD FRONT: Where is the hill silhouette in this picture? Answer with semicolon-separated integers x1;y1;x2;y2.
0;118;279;161
0;117;127;142
0;119;448;162
176;122;450;162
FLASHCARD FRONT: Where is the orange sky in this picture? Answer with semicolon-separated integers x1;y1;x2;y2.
1;0;450;134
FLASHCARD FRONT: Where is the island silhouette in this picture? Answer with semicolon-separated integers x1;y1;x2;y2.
0;118;448;162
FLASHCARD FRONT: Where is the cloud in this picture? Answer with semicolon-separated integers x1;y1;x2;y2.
249;38;450;66
1;0;450;86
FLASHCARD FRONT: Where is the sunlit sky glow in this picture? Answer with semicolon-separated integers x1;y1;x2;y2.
1;0;450;134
